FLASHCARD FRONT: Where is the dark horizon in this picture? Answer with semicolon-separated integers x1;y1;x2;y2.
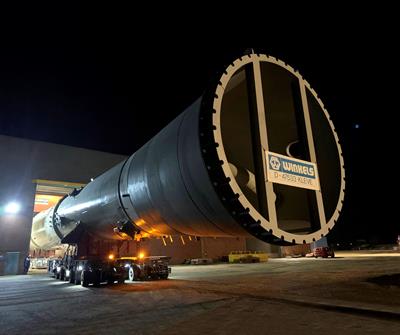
0;44;369;156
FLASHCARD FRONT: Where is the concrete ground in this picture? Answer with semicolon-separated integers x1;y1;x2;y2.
1;251;399;334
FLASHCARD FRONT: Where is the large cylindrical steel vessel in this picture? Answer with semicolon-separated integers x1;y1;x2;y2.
31;53;345;249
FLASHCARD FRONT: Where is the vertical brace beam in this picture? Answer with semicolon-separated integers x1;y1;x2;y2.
299;79;326;226
252;59;278;230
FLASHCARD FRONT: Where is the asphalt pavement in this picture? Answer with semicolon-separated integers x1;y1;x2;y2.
1;252;399;334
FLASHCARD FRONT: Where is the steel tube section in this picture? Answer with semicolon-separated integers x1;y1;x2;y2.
31;53;345;248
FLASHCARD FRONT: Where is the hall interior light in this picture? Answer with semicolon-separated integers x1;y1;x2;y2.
5;202;21;214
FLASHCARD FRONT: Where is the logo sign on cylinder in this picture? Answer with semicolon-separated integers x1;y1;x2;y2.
266;151;320;191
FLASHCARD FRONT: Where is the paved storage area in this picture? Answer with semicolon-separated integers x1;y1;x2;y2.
1;252;399;334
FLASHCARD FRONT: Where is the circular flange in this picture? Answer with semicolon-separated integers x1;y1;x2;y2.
208;53;345;244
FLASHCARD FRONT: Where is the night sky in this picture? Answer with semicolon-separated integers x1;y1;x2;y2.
0;12;397;244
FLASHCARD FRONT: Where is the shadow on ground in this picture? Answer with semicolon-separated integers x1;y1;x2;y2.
367;274;400;288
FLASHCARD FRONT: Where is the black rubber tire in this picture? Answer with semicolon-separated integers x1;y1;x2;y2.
69;272;75;283
128;267;135;281
60;270;65;281
81;271;89;287
74;273;81;285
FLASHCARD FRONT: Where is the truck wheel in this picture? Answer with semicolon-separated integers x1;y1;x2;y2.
128;267;135;281
74;273;81;285
81;271;89;287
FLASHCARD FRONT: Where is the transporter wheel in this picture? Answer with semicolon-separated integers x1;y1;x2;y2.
74;273;81;285
81;271;89;287
128;267;138;281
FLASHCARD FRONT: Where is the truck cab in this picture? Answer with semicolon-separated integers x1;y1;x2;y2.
313;247;335;258
51;245;126;287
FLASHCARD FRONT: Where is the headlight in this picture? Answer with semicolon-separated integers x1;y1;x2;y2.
56;266;61;272
77;265;83;271
66;270;70;277
124;263;130;268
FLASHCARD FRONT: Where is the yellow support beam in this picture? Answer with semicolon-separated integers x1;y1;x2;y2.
32;179;86;188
